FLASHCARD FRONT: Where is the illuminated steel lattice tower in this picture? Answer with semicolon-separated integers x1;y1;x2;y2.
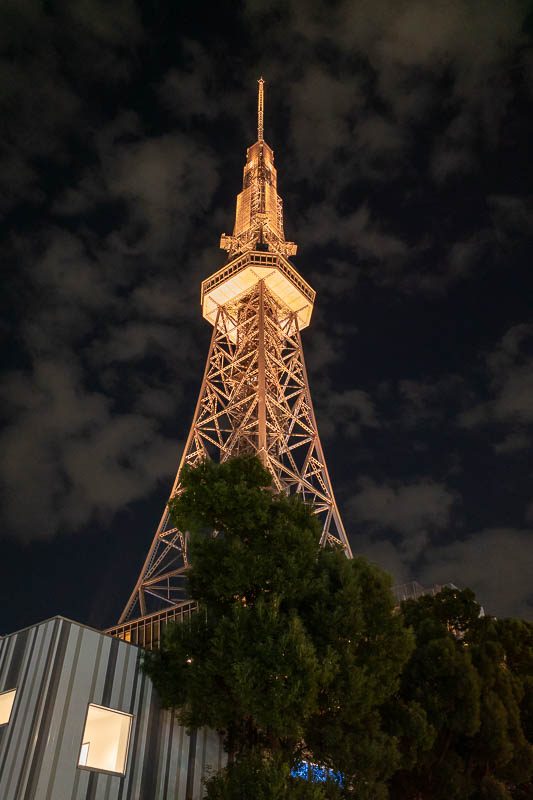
119;79;352;624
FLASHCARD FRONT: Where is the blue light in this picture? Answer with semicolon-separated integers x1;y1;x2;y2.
291;761;343;787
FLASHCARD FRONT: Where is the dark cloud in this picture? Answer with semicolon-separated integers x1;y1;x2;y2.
397;375;467;427
489;194;533;241
343;474;459;601
493;432;531;455
0;152;43;213
347;476;457;557
54;128;220;259
0;359;182;541
106;134;219;249
1;0;532;629
297;204;410;263
353;525;533;620
286;67;364;177
419;528;533;619
159;43;247;124
459;323;533;431
0;0;142;217
317;387;380;441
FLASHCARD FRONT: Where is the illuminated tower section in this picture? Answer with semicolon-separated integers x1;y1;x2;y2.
118;79;352;626
219;79;297;262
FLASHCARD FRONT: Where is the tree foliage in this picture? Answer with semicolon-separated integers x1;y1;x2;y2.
390;589;533;800
143;455;413;798
143;455;533;798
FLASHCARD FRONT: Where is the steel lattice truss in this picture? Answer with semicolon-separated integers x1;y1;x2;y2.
119;280;352;622
118;80;353;624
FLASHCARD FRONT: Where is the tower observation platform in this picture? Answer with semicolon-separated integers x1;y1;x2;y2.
109;79;352;643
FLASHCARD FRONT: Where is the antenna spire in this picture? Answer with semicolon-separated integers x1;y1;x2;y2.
257;77;264;142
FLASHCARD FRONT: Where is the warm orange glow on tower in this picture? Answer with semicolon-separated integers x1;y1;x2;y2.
116;80;352;629
206;81;309;331
219;79;297;261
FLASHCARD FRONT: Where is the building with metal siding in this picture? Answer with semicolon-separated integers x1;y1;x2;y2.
0;617;225;799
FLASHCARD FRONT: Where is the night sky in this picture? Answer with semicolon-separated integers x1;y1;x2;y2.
2;0;533;635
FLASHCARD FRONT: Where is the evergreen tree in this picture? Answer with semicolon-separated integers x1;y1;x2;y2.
389;588;533;800
143;455;413;799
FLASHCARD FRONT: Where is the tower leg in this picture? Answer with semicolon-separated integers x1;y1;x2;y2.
257;280;268;466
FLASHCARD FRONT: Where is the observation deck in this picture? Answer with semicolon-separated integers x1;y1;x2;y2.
201;249;315;333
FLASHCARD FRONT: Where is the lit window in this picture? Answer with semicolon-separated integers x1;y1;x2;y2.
78;704;133;775
0;689;16;725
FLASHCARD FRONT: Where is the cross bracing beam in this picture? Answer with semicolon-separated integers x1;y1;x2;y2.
119;279;351;624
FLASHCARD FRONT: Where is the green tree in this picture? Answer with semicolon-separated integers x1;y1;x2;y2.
389;588;533;800
143;455;413;799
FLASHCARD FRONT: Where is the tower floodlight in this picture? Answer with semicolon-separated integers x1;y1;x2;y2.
118;80;352;626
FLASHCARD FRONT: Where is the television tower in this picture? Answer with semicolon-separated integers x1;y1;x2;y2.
118;79;352;625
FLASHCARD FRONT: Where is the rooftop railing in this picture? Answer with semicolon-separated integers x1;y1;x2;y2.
201;251;315;306
105;600;198;650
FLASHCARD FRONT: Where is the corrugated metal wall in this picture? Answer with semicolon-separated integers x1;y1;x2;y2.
0;617;225;799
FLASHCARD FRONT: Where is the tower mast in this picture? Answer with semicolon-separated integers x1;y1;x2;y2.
115;79;352;631
257;76;264;142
